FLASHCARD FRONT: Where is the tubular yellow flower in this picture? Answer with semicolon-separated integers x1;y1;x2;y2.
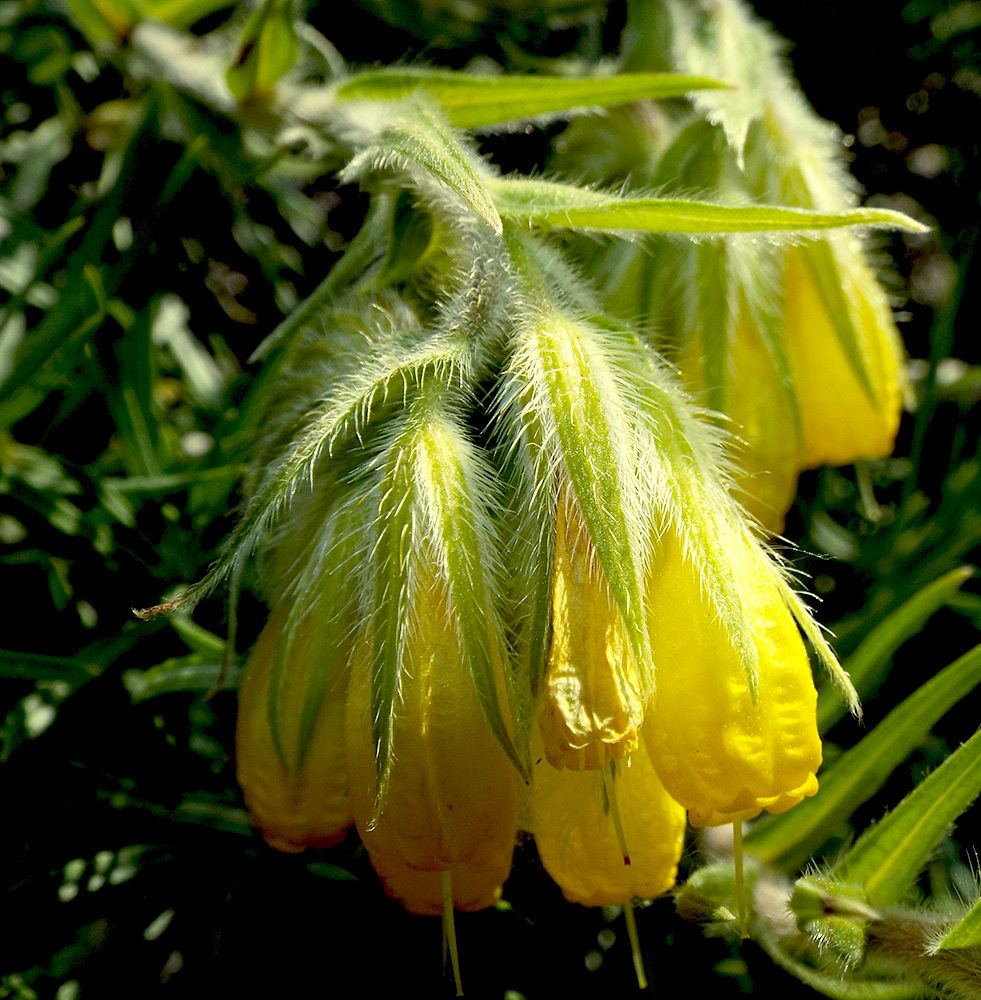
527;730;687;907
783;242;905;470
643;530;822;828
344;559;518;916
538;493;645;770
236;607;353;853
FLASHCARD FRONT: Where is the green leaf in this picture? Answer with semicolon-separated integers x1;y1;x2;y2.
123;658;235;700
834;725;981;906
745;643;981;870
341;99;501;233
334;68;726;130
62;0;139;43
489;177;928;235
934;896;981;951
0;650;96;683
818;567;976;733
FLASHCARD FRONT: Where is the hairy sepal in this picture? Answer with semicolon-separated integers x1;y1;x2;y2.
412;392;527;779
509;304;653;691
338;97;502;234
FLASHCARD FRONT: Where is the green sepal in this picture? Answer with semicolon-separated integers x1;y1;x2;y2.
340;99;502;233
279;503;362;775
334;68;727;130
745;643;981;870
790;875;879;935
488;177;927;235
226;0;299;104
365;414;416;815
675;861;756;926
496;384;556;722
833;724;981;907
609;322;763;696
934;897;981;951
647;0;788;165
817;567;976;733
414;399;529;779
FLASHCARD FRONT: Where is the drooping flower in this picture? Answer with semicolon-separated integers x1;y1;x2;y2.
643;528;823;828
344;555;519;915
528;729;687;907
537;491;644;771
236;605;353;853
782;240;905;471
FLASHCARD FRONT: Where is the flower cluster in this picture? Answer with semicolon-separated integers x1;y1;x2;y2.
201;0;913;961
230;252;855;921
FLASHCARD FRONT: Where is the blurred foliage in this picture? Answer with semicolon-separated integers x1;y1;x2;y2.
2;1;981;997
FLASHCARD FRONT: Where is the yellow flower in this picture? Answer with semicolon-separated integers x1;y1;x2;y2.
783;242;905;471
527;729;687;907
678;305;802;534
643;530;822;827
344;558;518;915
236;606;353;853
538;493;645;770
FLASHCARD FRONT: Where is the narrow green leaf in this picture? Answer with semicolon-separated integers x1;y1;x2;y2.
489;177;928;235
935;896;981;951
834;726;981;906
169;613;226;657
341;100;501;233
0;650;95;683
745;644;981;870
818;567;976;733
123;658;235;700
335;68;726;130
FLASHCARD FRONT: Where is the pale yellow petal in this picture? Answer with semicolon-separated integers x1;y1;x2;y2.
236;608;353;852
528;730;686;907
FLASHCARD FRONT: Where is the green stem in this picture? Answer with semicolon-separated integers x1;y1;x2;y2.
623;899;648;990
442;870;463;996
